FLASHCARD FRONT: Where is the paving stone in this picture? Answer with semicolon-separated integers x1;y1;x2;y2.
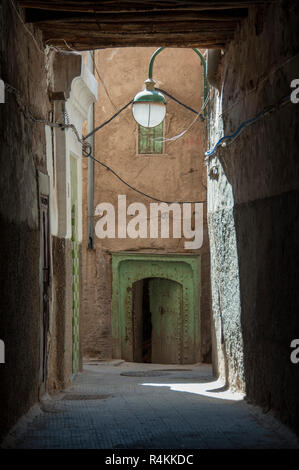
4;362;299;449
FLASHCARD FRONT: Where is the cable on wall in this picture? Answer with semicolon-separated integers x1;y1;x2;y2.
4;75;293;202
156;88;203;116
9;0;44;54
91;53;118;112
83;100;134;140
220;51;299;118
205;94;291;158
152;94;209;144
83;89;206;141
83;151;206;205
4;82;205;204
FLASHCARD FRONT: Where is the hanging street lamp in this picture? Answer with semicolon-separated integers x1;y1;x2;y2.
132;47;208;128
132;47;167;128
132;78;166;128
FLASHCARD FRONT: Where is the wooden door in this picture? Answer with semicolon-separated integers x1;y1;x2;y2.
149;278;182;364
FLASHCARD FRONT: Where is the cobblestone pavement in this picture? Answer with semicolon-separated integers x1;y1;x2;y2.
4;362;299;449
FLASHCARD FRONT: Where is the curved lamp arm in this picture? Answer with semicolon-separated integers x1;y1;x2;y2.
148;47;209;115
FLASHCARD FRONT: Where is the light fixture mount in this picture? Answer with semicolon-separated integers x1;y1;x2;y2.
132;78;166;128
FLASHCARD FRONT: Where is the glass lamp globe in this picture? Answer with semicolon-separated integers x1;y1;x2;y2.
132;79;166;128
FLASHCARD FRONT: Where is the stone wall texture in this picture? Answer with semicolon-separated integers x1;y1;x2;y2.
207;1;299;433
0;2;48;441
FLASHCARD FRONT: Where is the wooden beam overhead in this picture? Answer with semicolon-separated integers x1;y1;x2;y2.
16;0;275;49
24;9;248;24
18;1;275;12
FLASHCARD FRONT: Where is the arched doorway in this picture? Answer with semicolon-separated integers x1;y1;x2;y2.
111;253;201;364
132;278;182;364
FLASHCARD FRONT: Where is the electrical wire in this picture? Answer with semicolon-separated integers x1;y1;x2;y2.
9;0;44;54
8;74;292;201
83;100;134;140
9;0;68;57
7;1;205;121
155;111;202;144
156;88;203;116
6;76;292;201
91;53;118;112
84;152;206;205
83;92;208;144
5;80;205;204
4;75;207;150
83;88;207;141
153;94;209;144
205;94;291;158
4;83;90;157
9;0;298;131
7;1;296;203
220;51;299;118
8;0;207;148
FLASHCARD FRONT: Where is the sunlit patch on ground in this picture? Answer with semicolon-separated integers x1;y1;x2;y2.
141;378;245;401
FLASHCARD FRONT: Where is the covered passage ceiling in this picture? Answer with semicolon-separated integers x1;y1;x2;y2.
18;1;274;50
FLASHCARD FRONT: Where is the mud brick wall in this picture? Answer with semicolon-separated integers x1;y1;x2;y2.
207;1;299;433
0;2;49;440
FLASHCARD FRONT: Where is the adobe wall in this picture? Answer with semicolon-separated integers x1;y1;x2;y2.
207;2;299;432
82;47;211;362
0;4;90;440
47;237;73;393
0;2;48;441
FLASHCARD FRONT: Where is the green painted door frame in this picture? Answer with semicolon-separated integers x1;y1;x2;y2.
70;154;80;375
111;253;201;364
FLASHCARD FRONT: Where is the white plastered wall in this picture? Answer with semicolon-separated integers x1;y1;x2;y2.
45;55;97;243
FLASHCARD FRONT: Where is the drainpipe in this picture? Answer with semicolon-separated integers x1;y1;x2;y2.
87;51;94;250
206;49;222;91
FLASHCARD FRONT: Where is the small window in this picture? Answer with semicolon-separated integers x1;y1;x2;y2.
138;122;164;154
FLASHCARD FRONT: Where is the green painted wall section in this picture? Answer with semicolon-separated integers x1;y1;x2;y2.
138;122;163;154
70;155;79;375
111;253;201;364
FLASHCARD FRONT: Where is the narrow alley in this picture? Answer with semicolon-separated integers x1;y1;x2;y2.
5;362;298;449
